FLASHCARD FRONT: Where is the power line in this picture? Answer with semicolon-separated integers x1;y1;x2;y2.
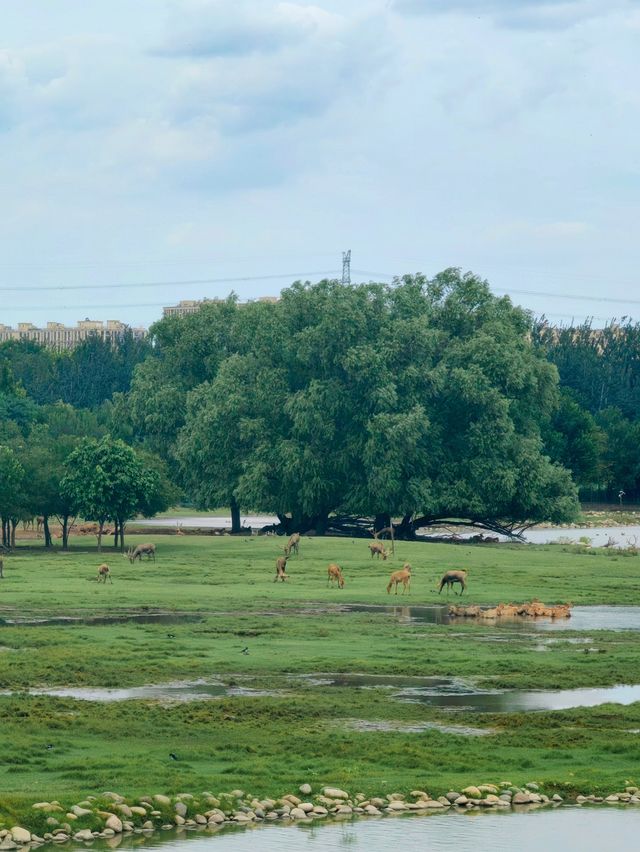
351;269;640;307
0;270;337;293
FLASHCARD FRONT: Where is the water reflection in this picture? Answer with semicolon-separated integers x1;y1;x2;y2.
78;807;640;852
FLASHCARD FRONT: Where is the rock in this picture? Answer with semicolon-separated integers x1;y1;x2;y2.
322;787;349;800
605;795;620;802
299;784;312;796
335;805;353;814
386;802;407;811
454;796;469;805
10;828;32;844
71;806;92;818
116;805;133;818
289;808;307;820
103;793;125;804
230;790;245;799
364;805;381;815
478;785;499;795
299;803;314;813
73;830;95;842
462;786;482;799
626;787;638;794
0;840;18;850
370;798;385;808
45;818;59;828
208;814;225;825
446;792;461;802
265;812;278;820
410;790;429;799
195;815;207;825
552;794;563;802
387;793;405;802
234;813;252;823
512;793;532;805
130;807;147;817
576;795;587;803
101;829;115;838
105;815;123;833
152;794;171;807
313;806;328;815
424;801;445;809
479;795;500;806
283;795;301;806
174;816;185;826
174;802;188;817
525;783;540;791
142;822;155;830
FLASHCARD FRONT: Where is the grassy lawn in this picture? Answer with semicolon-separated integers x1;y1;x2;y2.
1;535;640;824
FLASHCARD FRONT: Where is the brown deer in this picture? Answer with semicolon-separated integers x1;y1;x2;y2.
274;554;290;582
284;533;301;557
438;569;467;595
127;543;156;563
327;563;345;589
97;563;112;583
369;541;388;560
387;563;411;595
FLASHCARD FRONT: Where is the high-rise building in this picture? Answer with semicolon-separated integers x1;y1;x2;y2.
0;319;146;351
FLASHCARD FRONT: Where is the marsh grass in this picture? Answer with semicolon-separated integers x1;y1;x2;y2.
1;535;640;827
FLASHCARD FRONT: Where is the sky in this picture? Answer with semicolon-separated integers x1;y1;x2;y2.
1;0;639;329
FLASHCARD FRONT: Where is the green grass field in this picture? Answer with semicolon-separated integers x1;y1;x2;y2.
1;534;640;826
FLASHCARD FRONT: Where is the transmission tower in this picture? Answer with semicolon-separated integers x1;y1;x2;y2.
341;250;351;285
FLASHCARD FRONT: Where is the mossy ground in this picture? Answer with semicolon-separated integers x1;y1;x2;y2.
1;535;639;826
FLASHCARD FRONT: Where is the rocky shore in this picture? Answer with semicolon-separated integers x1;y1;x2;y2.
2;783;640;848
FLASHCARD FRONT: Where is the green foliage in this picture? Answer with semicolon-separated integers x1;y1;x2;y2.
152;271;579;530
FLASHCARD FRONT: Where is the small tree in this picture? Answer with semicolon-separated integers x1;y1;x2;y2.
0;445;25;549
61;436;158;552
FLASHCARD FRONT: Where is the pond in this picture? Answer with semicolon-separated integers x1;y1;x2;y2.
300;673;640;713
82;808;640;852
340;604;640;631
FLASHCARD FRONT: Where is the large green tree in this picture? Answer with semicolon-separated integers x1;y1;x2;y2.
149;270;579;536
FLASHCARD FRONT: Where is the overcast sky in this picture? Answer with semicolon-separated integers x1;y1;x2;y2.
1;0;638;328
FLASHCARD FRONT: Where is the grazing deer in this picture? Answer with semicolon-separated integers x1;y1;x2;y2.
327;563;345;589
274;554;290;582
438;569;467;595
369;541;388;560
127;543;156;563
387;563;411;595
97;563;112;583
284;533;301;557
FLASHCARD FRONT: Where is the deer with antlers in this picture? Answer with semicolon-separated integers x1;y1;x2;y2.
369;540;389;560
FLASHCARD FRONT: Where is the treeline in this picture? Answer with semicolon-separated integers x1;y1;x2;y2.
0;334;174;550
2;273;639;546
534;320;640;501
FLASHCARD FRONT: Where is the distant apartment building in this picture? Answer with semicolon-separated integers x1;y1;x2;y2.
162;296;279;318
0;319;146;351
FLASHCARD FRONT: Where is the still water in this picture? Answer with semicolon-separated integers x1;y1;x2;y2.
88;809;640;852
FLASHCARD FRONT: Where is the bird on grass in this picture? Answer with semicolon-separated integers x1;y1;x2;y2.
169;753;179;761
240;647;249;655
167;633;176;639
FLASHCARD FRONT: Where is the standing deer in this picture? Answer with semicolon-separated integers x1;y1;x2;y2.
387;563;411;595
274;554;290;582
97;563;112;583
127;543;156;563
438;569;467;595
285;533;301;557
369;541;388;560
327;563;345;588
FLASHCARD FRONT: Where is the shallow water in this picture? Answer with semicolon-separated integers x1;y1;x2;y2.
84;808;640;852
396;682;640;713
0;679;278;703
341;604;640;631
0;612;202;628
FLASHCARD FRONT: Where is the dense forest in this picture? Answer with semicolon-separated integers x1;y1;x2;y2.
1;271;639;547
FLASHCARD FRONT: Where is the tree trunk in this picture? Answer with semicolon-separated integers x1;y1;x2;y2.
374;513;391;534
10;519;17;549
230;498;241;534
43;516;53;548
97;521;104;552
119;519;126;553
62;515;70;551
113;519;119;550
